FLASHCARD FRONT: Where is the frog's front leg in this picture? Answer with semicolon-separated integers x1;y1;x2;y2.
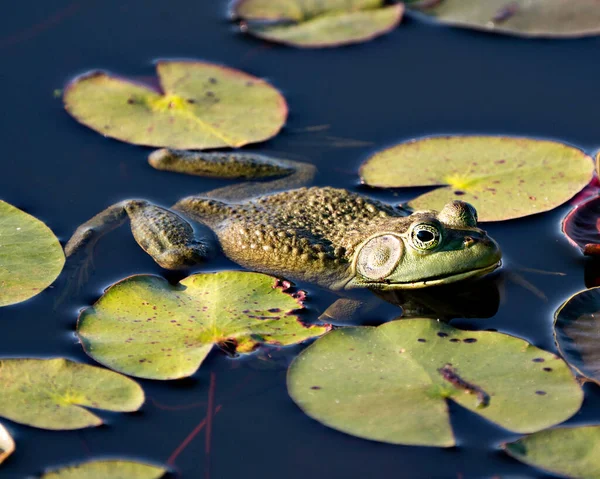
65;200;212;270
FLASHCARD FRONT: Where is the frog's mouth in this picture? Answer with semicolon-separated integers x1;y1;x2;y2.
356;260;502;291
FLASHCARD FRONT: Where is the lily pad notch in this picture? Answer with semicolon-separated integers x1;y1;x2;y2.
233;0;404;48
360;135;594;222
63;60;288;150
288;319;583;447
77;271;330;380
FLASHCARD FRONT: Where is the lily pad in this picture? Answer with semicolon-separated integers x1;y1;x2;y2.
77;272;329;380
360;136;594;222
503;426;600;479
0;423;14;465
41;460;166;479
0;201;65;307
562;196;600;256
63;61;288;150
409;0;600;38
288;319;583;447
554;286;600;385
0;358;144;430
233;0;403;48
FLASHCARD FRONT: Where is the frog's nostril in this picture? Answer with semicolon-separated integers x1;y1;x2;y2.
463;236;475;248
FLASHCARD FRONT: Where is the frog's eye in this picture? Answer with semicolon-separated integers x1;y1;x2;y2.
410;223;442;251
356;235;403;281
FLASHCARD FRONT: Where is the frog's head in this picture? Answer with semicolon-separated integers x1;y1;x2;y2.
346;201;501;290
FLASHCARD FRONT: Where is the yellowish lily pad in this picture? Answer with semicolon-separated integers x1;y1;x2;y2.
234;0;403;47
0;358;144;430
77;272;329;380
41;460;166;479
288;319;583;447
0;423;14;465
360;136;594;222
503;426;600;479
0;201;65;307
64;61;288;150
409;0;600;38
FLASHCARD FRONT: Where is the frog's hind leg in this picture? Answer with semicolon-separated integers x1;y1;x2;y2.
65;199;212;271
148;148;316;202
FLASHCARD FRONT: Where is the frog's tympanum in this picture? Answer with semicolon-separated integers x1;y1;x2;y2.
66;150;501;291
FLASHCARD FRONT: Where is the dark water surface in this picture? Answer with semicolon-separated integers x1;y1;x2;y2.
2;1;600;478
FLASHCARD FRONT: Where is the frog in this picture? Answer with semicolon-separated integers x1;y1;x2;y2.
65;149;502;295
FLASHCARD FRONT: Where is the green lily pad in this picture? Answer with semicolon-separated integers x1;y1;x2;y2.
0;358;144;430
0;201;65;307
409;0;600;38
0;423;14;465
360;136;593;222
287;319;583;447
503;426;600;479
77;272;329;380
233;0;403;48
64;61;288;150
554;287;600;385
41;460;167;479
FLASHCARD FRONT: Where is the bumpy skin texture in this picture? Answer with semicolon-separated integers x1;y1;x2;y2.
66;150;501;291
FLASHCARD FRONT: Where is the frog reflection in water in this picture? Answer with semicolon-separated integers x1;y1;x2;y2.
65;150;502;294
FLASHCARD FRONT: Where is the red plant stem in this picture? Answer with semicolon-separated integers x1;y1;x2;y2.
205;372;216;455
0;1;83;49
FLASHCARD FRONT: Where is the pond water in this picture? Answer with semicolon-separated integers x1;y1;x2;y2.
2;1;600;477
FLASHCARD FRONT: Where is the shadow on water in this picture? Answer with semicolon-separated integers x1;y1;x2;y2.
1;1;600;478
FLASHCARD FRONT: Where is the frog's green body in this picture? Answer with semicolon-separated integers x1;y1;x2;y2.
66;150;501;291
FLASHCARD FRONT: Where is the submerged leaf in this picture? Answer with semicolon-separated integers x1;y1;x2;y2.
360;136;593;222
64;61;288;150
562;196;600;256
503;426;600;479
410;0;600;38
554;287;600;385
0;423;14;465
0;358;144;430
0;201;65;307
234;0;403;47
41;460;166;479
77;272;329;380
288;319;582;447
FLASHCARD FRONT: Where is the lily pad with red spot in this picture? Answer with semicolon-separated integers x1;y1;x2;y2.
562;195;600;256
288;319;583;447
554;287;600;385
77;271;329;380
63;61;288;150
233;0;403;48
360;136;594;222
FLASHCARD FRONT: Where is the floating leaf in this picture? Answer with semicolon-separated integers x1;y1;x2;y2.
41;460;167;479
503;426;600;479
0;358;144;430
0;201;65;307
409;0;600;38
360;136;593;222
288;319;582;447
562;196;600;256
234;0;403;47
64;61;288;150
77;272;329;380
554;286;600;385
0;423;14;465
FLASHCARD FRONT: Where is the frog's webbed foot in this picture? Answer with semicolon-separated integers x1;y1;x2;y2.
148;148;316;202
64;199;214;274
